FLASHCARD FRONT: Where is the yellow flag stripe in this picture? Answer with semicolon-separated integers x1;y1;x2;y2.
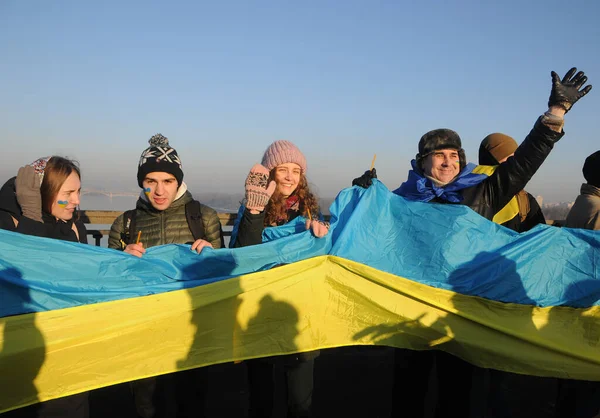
1;255;599;412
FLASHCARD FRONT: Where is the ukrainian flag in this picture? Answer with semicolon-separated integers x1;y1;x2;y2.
1;181;599;413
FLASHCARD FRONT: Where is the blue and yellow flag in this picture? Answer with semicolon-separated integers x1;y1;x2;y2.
1;180;599;412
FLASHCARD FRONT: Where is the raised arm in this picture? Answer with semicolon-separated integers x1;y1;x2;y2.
483;67;592;213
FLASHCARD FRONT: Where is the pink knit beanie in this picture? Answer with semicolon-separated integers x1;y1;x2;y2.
261;140;307;173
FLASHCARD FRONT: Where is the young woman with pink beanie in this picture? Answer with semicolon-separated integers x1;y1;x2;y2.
231;139;328;418
232;139;328;245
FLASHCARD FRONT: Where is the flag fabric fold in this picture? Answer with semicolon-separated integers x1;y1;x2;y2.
1;181;599;412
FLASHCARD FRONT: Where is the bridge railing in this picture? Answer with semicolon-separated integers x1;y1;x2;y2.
80;210;564;247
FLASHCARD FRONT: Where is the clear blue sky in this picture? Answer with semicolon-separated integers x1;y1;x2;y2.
1;0;599;204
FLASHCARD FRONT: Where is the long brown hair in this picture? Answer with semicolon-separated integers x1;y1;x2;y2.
264;170;319;227
40;156;81;214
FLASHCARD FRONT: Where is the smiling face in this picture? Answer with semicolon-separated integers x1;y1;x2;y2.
273;163;302;198
142;172;179;211
50;172;81;221
422;149;461;183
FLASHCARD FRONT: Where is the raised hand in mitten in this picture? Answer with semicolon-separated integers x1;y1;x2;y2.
245;164;276;212
15;165;43;222
548;67;592;113
352;168;377;188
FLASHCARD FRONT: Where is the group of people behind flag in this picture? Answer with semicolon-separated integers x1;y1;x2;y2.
0;67;598;417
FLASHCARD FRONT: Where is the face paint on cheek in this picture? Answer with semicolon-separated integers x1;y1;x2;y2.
144;188;151;196
455;161;460;166
57;200;68;207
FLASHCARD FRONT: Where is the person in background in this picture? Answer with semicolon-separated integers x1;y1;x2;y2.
555;150;600;418
565;150;600;230
478;132;546;232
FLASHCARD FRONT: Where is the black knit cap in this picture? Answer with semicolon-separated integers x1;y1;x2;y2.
416;128;467;170
137;134;184;188
583;150;600;188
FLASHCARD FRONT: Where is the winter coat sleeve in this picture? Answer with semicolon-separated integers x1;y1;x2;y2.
0;211;17;231
483;116;563;215
200;204;224;249
108;213;125;250
232;208;266;248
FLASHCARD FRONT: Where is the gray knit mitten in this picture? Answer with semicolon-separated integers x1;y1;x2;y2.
245;164;276;212
15;165;43;222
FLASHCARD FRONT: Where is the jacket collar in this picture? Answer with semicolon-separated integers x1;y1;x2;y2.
581;183;600;198
136;182;192;213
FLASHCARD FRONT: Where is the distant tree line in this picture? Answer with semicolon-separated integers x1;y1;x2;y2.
542;203;572;222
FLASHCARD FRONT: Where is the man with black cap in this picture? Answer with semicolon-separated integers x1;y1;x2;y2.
477;132;547;232
353;67;593;418
356;68;591;221
107;133;224;418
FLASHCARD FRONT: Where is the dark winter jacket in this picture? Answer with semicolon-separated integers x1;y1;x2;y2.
0;177;20;231
500;191;546;232
466;165;546;232
231;208;268;248
108;188;223;250
394;117;563;221
231;203;311;248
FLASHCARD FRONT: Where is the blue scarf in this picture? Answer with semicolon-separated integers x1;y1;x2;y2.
393;160;488;203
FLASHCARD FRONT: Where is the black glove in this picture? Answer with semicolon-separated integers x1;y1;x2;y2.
548;67;592;112
352;168;377;188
